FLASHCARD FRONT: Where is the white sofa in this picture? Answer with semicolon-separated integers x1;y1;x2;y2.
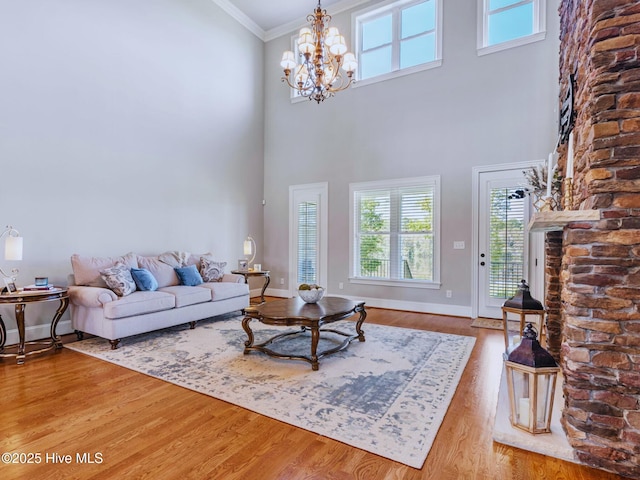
68;252;249;349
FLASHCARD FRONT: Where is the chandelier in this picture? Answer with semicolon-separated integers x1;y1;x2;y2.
280;1;357;104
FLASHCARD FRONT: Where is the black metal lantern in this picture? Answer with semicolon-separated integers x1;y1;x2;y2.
504;323;560;434
501;280;546;353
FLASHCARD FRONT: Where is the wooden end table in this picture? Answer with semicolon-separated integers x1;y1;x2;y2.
242;296;366;370
0;287;69;364
231;269;270;304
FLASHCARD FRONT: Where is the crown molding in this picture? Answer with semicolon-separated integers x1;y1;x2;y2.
264;0;371;42
211;0;266;41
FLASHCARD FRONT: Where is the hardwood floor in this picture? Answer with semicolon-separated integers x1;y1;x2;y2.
0;301;624;479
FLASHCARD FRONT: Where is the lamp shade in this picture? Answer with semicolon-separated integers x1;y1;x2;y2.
243;239;253;256
280;51;296;70
342;52;358;73
5;235;23;261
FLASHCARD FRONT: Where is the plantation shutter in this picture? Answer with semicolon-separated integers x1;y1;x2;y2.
297;201;318;284
399;187;434;280
488;187;525;298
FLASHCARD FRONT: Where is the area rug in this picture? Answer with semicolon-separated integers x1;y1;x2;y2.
66;315;475;468
471;317;504;330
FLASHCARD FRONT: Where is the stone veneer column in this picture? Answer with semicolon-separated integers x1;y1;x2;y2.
558;0;640;478
544;231;563;361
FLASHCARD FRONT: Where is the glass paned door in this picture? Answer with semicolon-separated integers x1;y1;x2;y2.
289;183;328;294
478;170;532;319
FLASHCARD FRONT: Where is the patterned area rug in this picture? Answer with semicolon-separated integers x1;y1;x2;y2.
66;314;475;468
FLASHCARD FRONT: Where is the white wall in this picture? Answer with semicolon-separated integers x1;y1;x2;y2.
263;0;560;314
0;0;264;339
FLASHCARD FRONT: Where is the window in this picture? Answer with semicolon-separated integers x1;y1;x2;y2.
349;176;440;288
353;0;442;85
478;0;546;55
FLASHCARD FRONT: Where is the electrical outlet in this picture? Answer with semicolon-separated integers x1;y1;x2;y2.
453;241;465;250
279;278;284;285
339;282;344;289
446;290;452;298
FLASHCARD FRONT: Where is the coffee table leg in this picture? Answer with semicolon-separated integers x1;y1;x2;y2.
355;308;367;342
310;326;320;371
242;316;254;350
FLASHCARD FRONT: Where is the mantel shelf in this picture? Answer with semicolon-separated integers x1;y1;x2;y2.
528;210;601;232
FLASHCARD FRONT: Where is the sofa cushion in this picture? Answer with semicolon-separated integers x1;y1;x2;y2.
137;256;180;288
71;252;138;287
130;268;158;291
200;257;227;282
158;285;212;308
185;252;213;266
100;263;137;297
175;264;203;286
158;251;191;268
103;291;175;319
199;282;249;301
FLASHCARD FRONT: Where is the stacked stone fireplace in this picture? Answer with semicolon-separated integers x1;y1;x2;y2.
542;1;640;477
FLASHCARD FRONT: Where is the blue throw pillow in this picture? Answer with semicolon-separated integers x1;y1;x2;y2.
130;267;159;291
174;264;203;286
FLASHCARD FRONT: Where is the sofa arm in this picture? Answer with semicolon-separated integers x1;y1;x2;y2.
68;285;117;307
221;273;245;284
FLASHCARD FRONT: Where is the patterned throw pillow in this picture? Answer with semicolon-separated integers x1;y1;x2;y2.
200;257;227;282
100;263;137;296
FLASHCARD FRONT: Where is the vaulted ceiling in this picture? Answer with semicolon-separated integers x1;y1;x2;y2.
220;0;367;40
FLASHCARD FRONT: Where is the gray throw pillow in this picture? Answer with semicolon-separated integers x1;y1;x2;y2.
100;263;137;296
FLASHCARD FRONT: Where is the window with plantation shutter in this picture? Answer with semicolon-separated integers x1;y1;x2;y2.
488;187;525;298
350;176;440;288
297;201;318;285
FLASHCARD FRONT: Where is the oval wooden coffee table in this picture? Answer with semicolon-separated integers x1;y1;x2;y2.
242;296;366;370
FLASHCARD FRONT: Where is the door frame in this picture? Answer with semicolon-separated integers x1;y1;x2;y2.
288;182;329;297
471;161;544;319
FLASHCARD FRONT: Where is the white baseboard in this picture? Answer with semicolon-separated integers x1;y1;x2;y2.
264;288;472;318
3;319;74;347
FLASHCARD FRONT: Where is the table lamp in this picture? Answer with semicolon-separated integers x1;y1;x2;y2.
1;225;23;281
243;236;256;268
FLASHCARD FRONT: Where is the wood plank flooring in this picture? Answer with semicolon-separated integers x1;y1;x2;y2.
0;302;625;479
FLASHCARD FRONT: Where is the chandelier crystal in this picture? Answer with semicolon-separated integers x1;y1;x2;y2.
280;1;357;104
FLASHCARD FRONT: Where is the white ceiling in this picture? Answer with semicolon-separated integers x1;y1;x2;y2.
218;0;369;40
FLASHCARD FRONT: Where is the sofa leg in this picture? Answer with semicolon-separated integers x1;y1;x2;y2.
189;321;196;329
75;330;85;341
109;339;120;350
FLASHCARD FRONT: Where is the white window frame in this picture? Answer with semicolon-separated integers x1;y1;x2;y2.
349;176;441;289
477;0;546;56
286;34;307;104
352;0;443;88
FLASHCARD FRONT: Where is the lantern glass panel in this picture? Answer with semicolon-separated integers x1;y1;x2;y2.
506;362;559;433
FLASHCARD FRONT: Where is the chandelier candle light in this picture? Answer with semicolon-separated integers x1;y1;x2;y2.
280;1;357;104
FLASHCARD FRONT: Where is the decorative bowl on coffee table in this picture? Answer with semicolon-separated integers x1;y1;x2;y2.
298;286;324;303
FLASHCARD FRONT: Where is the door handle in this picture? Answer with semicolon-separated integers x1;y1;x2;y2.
480;261;485;266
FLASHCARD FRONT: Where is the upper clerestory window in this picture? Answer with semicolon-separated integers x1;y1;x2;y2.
477;0;547;56
353;0;443;86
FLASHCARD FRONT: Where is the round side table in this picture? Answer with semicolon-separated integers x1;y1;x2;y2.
231;270;271;304
0;287;69;364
